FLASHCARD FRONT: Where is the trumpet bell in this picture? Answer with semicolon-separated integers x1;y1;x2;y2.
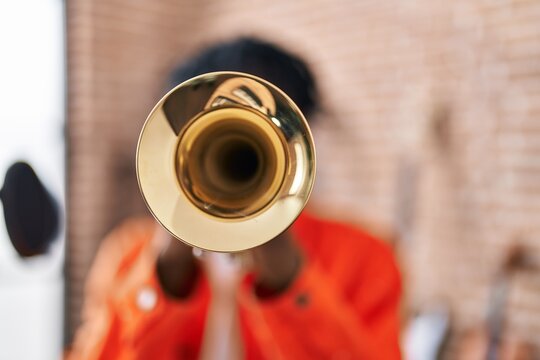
136;72;315;252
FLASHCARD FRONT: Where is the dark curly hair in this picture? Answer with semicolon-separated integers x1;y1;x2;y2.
169;37;318;119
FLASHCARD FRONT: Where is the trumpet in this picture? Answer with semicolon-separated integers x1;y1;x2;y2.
136;72;315;252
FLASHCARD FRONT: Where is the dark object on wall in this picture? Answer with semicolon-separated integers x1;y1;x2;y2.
0;161;59;257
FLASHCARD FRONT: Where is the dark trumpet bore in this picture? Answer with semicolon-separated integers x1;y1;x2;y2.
216;139;260;184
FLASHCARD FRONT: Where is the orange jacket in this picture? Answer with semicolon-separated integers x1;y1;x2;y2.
69;212;402;359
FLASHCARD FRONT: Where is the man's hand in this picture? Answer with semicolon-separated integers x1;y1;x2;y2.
156;229;199;299
155;228;303;299
250;231;303;297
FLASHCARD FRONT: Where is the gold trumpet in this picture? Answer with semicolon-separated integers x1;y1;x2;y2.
136;72;316;252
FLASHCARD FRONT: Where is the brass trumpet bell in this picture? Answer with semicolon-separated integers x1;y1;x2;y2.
136;72;316;252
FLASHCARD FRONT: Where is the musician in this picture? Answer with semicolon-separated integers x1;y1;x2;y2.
68;37;402;359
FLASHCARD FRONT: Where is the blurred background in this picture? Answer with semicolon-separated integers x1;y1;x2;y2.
2;0;540;358
0;0;65;359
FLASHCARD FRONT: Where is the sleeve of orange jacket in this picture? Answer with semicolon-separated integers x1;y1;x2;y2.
241;238;402;360
67;219;206;360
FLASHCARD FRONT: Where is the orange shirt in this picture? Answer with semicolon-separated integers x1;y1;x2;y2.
68;212;402;359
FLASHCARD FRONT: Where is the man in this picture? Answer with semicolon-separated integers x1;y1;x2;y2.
68;37;402;359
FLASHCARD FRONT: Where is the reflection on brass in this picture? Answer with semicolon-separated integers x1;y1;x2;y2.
136;72;315;252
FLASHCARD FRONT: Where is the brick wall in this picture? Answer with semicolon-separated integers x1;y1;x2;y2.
67;0;540;355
